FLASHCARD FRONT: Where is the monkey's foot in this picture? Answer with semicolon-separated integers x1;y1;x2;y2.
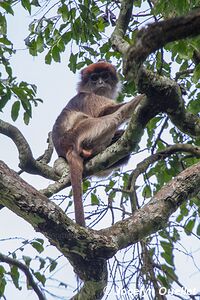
81;148;93;158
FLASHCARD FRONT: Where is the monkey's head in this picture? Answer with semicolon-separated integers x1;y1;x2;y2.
77;61;120;99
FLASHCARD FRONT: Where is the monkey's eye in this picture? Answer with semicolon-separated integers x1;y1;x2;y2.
90;73;99;82
90;71;110;82
101;72;110;81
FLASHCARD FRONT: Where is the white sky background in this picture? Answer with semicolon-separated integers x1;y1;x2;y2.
0;3;200;300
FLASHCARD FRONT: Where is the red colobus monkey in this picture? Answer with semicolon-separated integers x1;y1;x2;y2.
52;61;143;226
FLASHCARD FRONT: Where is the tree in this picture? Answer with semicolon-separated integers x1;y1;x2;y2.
0;0;200;299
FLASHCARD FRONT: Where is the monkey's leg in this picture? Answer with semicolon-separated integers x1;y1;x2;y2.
99;94;144;118
66;149;86;227
77;94;144;153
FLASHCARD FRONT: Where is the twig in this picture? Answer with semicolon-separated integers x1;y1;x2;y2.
0;252;47;300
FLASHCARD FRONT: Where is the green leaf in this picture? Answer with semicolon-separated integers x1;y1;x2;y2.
23;111;30;125
160;241;172;253
0;37;12;46
0;266;6;297
36;34;44;52
29;40;37;56
58;4;69;22
83;179;91;193
193;64;200;84
0;93;11;111
31;241;44;253
160;241;174;266
163;264;178;281
12;86;26;101
0;2;14;14
31;0;41;7
45;51;52;65
161;252;174;266
0;266;6;276
34;272;46;286
11;101;20;121
22;256;31;267
10;265;21;290
0;277;6;297
62;31;72;45
157;274;169;289
83;46;98;56
49;259;58;272
68;53;78;72
105;180;116;192
142;185;152;198
0;13;7;35
38;257;46;270
35;238;44;245
196;223;200;236
188;97;200;114
91;193;99;205
57;38;65;52
21;0;31;14
108;190;116;201
184;218;195;235
52;45;61;62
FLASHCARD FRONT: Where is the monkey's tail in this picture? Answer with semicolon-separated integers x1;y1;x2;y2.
66;149;85;227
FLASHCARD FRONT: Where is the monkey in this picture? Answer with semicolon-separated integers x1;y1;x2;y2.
52;61;143;227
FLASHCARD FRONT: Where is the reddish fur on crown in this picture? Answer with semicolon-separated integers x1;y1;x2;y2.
81;61;117;77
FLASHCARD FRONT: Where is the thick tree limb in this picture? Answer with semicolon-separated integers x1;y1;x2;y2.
0;160;115;299
1;160;200;299
0;252;46;300
124;9;200;77
137;68;200;137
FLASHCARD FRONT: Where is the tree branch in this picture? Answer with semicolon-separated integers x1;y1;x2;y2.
100;161;200;250
124;9;200;77
110;0;133;54
0;252;46;300
0;119;58;180
127;143;200;192
137;68;200;137
35;132;54;164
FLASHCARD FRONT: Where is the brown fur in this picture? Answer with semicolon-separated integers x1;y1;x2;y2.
52;62;143;226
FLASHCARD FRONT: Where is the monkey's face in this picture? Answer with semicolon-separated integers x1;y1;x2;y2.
78;62;120;99
88;70;114;95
